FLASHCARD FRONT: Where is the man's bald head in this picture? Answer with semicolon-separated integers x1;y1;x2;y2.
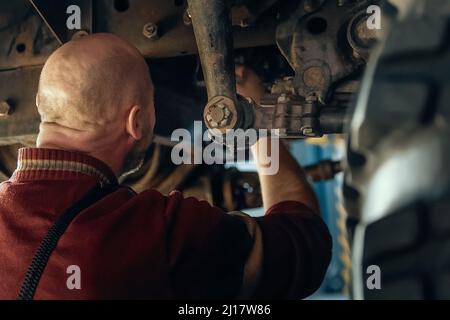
38;33;154;130
36;33;155;175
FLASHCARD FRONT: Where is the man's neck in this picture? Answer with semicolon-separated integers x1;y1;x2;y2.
37;124;126;176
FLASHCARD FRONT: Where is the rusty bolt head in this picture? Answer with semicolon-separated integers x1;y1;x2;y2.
204;96;238;132
143;23;158;40
206;103;232;128
0;101;11;117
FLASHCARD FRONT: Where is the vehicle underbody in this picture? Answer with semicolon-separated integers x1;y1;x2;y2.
1;0;449;299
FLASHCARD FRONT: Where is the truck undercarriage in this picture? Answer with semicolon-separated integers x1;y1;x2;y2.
1;0;449;299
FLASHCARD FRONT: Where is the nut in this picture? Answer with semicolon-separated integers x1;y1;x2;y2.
207;103;232;128
204;96;237;132
143;23;158;40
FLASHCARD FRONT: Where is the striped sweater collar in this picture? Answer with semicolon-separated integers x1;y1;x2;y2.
11;148;117;185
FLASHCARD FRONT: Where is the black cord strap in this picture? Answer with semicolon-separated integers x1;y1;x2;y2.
18;184;117;300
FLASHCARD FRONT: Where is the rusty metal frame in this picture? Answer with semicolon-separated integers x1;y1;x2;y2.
0;0;277;144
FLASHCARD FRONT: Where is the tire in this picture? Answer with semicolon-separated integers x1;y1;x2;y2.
345;0;450;299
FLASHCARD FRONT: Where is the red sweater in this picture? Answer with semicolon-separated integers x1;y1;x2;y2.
0;148;331;299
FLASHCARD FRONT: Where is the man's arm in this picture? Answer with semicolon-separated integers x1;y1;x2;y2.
160;188;330;299
236;65;331;298
160;66;331;299
251;137;319;213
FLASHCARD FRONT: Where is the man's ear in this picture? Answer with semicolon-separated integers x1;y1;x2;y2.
126;105;143;140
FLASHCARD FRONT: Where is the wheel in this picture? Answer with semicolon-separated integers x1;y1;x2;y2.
345;0;450;299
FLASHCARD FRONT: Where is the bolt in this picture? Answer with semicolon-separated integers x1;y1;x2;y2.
183;10;192;26
277;93;289;104
0;101;11;117
207;103;232;128
143;23;158;40
302;127;315;137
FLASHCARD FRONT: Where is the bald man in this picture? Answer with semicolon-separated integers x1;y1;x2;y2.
0;34;331;299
